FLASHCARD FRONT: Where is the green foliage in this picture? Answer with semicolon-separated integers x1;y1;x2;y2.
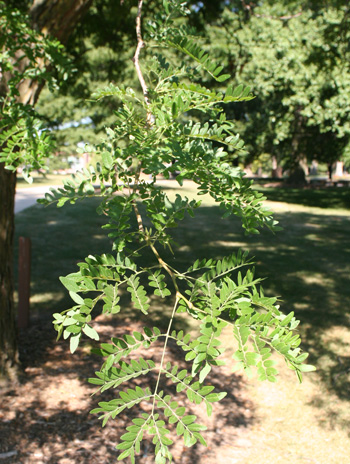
206;3;350;172
41;1;313;461
0;1;71;179
34;0;245;155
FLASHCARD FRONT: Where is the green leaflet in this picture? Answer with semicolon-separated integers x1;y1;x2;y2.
167;35;231;82
148;270;171;298
126;275;150;314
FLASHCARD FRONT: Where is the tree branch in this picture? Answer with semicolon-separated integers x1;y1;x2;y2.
132;0;153;126
131;0;155;236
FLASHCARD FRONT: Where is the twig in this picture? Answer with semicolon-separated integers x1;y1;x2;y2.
133;196;144;234
151;296;180;413
132;0;153;126
149;242;179;293
131;0;150;235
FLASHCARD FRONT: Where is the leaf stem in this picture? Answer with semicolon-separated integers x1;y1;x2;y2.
151;295;180;413
149;241;180;293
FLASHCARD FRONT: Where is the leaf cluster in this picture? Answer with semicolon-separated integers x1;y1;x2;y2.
40;1;314;462
0;1;72;179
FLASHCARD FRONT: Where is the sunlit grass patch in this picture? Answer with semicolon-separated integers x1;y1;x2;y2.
16;173;72;189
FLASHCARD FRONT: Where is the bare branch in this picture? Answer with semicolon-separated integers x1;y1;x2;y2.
132;0;153;126
133;199;145;235
130;0;154;237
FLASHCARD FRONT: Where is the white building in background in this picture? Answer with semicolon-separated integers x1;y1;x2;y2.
67;153;90;172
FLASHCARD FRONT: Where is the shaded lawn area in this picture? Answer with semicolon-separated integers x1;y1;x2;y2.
8;182;350;463
256;185;350;210
14;198;112;321
13;183;350;406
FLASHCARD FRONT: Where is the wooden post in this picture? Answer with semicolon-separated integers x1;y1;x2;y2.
18;237;31;330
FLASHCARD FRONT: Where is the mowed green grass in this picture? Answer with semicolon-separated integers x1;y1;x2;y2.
14;181;350;462
256;184;350;209
16;173;73;189
14;197;111;321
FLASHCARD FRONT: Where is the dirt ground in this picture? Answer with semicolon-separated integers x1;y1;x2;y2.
0;316;254;464
1;315;350;464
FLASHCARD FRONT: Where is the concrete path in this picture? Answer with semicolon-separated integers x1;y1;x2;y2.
15;186;54;214
14;178;181;214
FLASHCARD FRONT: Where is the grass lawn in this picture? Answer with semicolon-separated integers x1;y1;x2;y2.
255;184;350;210
14;181;350;463
16;173;72;189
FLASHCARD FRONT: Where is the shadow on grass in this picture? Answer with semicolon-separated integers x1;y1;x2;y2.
14;194;350;435
170;205;350;389
14;199;110;317
256;186;350;210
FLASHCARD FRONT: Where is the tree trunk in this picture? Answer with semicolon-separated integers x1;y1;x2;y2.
328;163;333;181
17;0;94;106
334;161;344;178
271;155;283;178
0;0;93;382
0;167;18;382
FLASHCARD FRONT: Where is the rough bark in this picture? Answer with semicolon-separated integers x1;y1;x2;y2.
0;168;18;382
30;0;93;41
0;0;93;382
17;0;94;106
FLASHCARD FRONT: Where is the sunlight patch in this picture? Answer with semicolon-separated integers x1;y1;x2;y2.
211;240;247;248
30;292;63;303
301;273;331;285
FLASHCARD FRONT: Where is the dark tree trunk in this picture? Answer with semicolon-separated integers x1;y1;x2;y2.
0;0;93;382
286;166;306;186
328;163;333;181
0;167;18;382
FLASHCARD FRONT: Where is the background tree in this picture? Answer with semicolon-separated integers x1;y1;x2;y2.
0;0;92;381
205;1;350;179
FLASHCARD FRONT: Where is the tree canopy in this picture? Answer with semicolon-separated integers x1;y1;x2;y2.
36;0;238;155
31;0;350;178
0;0;92;380
206;1;350;176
